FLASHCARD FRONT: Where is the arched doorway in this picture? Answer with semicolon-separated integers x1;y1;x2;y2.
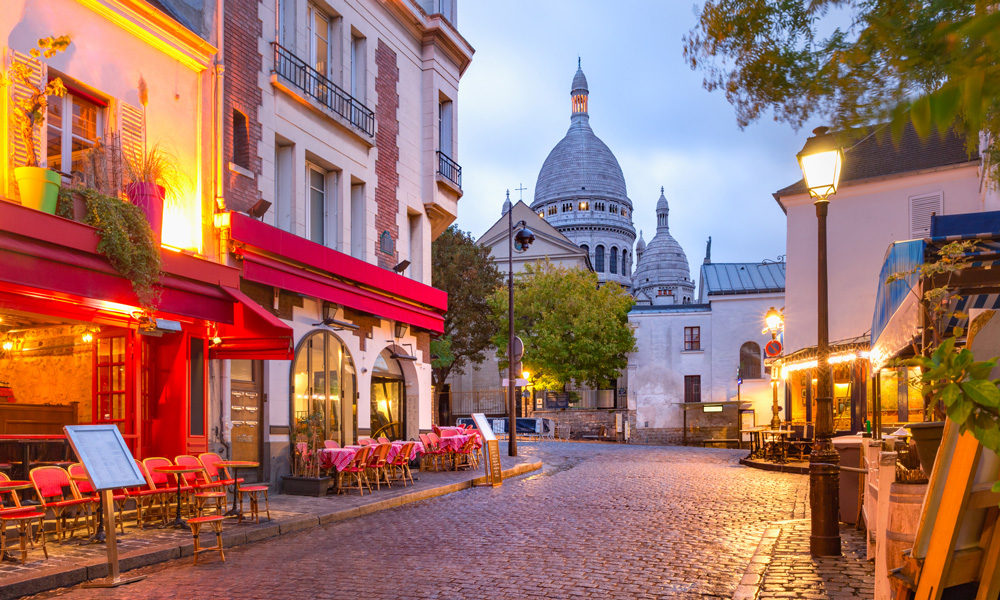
370;348;405;440
290;331;357;446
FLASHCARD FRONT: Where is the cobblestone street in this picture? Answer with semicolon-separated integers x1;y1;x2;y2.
25;443;870;600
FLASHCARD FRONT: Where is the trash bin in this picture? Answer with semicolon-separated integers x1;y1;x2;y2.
832;435;864;525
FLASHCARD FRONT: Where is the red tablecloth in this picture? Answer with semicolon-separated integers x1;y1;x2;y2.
437;434;470;452
319;448;358;472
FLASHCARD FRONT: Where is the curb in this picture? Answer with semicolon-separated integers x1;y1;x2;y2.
0;461;542;600
739;458;810;475
732;523;782;600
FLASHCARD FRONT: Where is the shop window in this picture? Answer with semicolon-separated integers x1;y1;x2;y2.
371;348;405;439
291;331;358;446
94;334;128;425
190;338;205;437
684;375;701;403
46;89;103;174
684;326;700;351
739;341;761;379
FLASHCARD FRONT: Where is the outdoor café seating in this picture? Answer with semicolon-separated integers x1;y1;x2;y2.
0;476;47;565
68;462;128;534
338;445;372;496
29;466;95;543
366;443;392;491
187;514;226;565
132;460;169;529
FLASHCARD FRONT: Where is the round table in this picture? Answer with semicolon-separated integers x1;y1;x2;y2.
762;430;794;463
0;481;35;562
153;466;202;529
214;461;259;520
68;472;110;544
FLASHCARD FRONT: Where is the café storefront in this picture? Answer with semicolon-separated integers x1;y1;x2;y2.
0;201;292;475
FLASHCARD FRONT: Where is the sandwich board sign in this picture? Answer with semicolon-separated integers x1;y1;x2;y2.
472;412;502;487
64;425;146;588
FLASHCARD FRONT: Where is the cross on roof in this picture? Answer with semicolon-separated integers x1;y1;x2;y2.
515;183;527;202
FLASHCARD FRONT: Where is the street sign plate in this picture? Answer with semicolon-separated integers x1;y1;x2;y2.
765;339;783;357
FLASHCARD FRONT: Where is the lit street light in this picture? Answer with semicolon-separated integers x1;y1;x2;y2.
797;126;844;557
764;306;784;430
506;190;534;457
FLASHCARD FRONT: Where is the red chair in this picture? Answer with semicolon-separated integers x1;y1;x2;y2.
0;475;46;565
197;453;239;487
366;443;392;491
143;457;194;518
323;440;340;449
175;455;222;491
338;446;371;496
419;433;446;471
0;472;30;514
67;463;127;534
388;441;415;486
377;436;390;444
29;466;95;543
359;438;375;446
130;460;168;529
454;435;479;470
427;432;452;470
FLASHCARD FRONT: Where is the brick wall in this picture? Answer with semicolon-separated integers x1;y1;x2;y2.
373;39;399;269
223;0;263;213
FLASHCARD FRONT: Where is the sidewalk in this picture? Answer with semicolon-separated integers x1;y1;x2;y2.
734;520;874;599
0;455;540;600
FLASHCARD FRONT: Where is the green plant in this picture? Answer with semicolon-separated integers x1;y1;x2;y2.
123;141;181;189
292;411;325;478
4;36;70;168
78;187;161;314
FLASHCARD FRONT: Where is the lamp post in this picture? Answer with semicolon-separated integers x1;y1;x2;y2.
506;191;534;457
797;126;844;557
764;306;784;430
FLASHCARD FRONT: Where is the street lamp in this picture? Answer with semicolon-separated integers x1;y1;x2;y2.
764;306;784;430
797;126;844;557
506;190;534;457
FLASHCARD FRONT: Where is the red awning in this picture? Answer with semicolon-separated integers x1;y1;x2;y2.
210;287;294;360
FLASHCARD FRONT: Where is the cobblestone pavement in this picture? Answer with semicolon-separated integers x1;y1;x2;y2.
26;443;827;600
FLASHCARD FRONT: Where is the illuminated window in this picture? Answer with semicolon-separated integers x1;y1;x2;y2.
562;202;573;212
579;201;589;211
46;89;102;174
548;205;557;215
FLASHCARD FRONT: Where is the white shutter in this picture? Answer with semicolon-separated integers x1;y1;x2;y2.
6;50;45;197
910;192;943;238
118;100;144;162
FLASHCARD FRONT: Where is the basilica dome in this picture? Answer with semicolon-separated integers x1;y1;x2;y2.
632;188;696;305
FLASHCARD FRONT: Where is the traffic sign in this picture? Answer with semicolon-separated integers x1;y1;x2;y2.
765;339;783;357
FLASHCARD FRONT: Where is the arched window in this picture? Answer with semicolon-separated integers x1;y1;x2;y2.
610;247;618;274
595;245;605;272
580;244;589;259
622;250;628;276
739;341;762;380
291;331;358;446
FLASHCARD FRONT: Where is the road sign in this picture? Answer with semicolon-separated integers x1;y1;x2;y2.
765;339;783;357
512;336;524;363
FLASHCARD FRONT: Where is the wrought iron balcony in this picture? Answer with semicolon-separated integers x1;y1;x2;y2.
437;150;462;188
272;43;374;138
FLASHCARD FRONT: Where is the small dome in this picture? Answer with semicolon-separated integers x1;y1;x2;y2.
571;61;588;96
656;187;668;212
632;190;695;305
502;189;512;215
636;230;646;252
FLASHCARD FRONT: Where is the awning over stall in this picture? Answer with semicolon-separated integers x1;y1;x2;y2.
869;210;1000;371
211;286;294;360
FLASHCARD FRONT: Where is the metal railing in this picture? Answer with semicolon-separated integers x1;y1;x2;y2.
437;150;462;188
272;43;375;138
449;388;505;416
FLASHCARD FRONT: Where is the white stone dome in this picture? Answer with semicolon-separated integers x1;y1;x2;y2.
632;189;696;305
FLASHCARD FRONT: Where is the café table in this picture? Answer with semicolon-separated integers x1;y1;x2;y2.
761;430;794;463
214;460;259;521
153;465;202;530
744;426;769;459
0;480;42;563
319;447;358;472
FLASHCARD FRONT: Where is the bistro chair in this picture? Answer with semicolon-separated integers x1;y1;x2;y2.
454;436;479;471
0;504;47;565
237;481;270;524
187;514;226;565
377;436;390;444
193;491;227;517
787;424;814;461
67;463;128;534
366;443;392;491
427;432;451;470
197;453;239;487
323;440;341;449
388;441;415;486
0;472;27;513
175;455;223;492
131;460;168;529
143;457;195;517
29;466;95;543
359;438;375;446
418;433;445;471
338;445;372;496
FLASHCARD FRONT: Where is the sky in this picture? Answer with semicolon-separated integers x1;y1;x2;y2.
453;2;829;274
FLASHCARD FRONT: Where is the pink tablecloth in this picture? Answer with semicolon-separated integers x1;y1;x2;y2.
438;427;465;437
387;441;424;463
437;434;470;452
318;447;357;472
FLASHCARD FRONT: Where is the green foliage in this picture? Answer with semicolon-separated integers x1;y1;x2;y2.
4;36;70;168
123;141;182;189
489;260;636;391
79;188;162;315
431;226;504;387
292;411;325;478
684;2;1000;183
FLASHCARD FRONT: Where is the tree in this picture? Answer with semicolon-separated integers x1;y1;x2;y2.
683;1;1000;182
489;260;636;391
430;225;503;390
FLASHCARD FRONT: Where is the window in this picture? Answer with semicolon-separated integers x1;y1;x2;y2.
274;141;294;232
309;6;331;77
350;181;365;259
684;375;701;403
684;326;700;351
595;202;605;212
232;109;249;169
438;99;453;157
580;244;589;258
579;201;589;211
408;212;422;280
595;245;605;272
739;341;762;379
610;247;618;274
46;90;102;174
291;331;358;446
622;250;628;276
610;204;618;215
351;34;366;103
621;209;628;219
562;202;573;212
548;205;557;215
538;211;545;219
306;165;333;244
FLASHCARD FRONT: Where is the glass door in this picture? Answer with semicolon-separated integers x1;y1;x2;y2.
231;360;263;481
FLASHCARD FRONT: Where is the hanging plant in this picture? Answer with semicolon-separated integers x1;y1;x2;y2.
77;187;162;315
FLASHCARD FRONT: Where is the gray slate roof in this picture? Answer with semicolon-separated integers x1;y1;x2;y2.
700;262;786;296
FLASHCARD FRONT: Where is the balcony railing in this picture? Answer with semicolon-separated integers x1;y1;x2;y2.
273;43;374;138
437;150;462;188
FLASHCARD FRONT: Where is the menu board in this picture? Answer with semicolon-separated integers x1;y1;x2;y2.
471;413;497;442
64;425;146;491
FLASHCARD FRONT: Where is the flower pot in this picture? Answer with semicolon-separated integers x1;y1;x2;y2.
907;421;945;474
14;166;61;214
125;182;165;244
281;475;332;496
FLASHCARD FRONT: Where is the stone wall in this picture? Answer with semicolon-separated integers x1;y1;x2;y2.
0;325;92;422
630;404;741;447
532;409;634;440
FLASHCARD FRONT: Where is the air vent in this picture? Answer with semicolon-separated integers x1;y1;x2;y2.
910;193;942;238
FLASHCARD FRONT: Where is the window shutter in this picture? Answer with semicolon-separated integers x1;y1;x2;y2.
910;193;942;239
118;100;144;161
6;50;45;197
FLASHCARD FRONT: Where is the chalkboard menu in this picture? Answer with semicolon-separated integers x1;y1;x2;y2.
64;425;146;491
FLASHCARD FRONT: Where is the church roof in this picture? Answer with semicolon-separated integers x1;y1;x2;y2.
699;262;786;296
532;67;628;205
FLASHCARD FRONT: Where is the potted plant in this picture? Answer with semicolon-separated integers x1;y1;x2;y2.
7;36;70;213
281;411;332;496
122;142;180;245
